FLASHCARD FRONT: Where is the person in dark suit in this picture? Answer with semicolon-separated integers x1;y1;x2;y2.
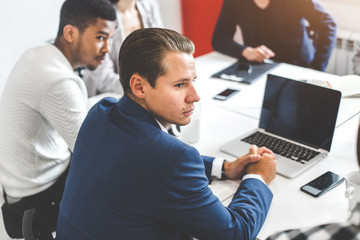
56;28;277;240
212;0;337;71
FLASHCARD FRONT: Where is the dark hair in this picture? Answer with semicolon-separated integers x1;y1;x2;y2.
56;0;116;37
119;28;195;95
108;0;119;4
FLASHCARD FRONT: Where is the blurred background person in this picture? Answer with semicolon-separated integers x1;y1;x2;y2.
353;46;360;75
212;0;337;71
82;0;163;97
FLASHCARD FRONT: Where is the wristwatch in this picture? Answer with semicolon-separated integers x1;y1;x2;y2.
220;160;227;180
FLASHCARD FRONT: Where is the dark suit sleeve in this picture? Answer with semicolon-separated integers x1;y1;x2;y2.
160;146;273;240
301;0;337;70
201;155;214;182
212;0;247;59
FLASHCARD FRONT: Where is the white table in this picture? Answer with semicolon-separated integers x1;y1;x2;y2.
186;52;360;239
194;52;360;128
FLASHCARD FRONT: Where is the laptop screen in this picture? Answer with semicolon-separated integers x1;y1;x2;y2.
259;74;341;151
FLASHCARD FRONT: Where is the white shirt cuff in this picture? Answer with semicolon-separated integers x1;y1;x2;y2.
242;174;266;184
212;157;224;179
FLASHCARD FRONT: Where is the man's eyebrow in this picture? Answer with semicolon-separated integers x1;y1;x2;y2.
184;75;197;81
97;31;110;36
173;75;197;82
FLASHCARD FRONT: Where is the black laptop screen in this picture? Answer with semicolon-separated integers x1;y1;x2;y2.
259;74;341;151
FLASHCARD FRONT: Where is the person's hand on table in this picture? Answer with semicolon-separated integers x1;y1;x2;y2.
224;145;276;184
242;45;275;62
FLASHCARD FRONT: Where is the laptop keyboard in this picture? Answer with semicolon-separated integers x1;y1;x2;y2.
241;131;320;164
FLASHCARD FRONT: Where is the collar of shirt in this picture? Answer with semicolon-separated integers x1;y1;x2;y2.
154;119;168;133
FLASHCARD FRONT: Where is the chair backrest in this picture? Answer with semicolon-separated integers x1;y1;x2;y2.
22;208;55;240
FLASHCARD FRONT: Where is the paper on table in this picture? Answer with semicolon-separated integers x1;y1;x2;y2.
328;75;360;98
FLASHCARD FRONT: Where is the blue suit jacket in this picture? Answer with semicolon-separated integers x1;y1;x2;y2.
56;96;273;240
212;0;337;71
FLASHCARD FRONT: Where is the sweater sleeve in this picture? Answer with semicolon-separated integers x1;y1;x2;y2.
212;0;247;59
40;78;87;152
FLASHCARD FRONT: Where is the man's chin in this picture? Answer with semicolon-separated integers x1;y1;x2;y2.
86;64;98;71
179;119;191;126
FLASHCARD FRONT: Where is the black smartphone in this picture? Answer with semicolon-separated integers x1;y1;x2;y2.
213;88;240;101
236;62;252;74
300;171;344;197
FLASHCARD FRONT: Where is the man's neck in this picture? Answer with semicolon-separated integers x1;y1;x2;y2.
53;38;78;69
253;0;270;9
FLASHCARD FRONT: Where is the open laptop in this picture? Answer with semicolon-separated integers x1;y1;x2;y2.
220;74;342;178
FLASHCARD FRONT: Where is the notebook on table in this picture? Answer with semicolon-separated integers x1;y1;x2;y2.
211;60;279;84
220;74;342;178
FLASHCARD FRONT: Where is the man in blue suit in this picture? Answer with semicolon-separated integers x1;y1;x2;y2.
56;28;277;240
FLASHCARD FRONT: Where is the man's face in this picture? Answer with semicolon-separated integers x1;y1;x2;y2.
142;52;200;129
73;18;115;70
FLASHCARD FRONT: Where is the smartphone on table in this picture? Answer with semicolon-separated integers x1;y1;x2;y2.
213;88;240;101
300;171;344;197
236;61;252;74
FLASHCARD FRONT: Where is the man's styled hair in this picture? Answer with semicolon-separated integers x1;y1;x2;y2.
56;0;116;37
119;28;195;95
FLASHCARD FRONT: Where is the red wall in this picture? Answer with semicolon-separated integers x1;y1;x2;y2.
181;0;222;57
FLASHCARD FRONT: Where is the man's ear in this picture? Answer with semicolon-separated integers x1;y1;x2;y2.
129;73;147;99
63;25;79;43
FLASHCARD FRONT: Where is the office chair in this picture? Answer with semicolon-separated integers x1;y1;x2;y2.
22;208;55;240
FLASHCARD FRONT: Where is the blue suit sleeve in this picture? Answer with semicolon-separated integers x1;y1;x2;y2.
160;146;273;240
201;155;214;182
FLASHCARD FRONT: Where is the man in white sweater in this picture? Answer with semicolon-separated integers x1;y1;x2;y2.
0;0;116;238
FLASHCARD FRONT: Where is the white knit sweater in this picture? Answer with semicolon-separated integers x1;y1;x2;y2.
0;43;87;198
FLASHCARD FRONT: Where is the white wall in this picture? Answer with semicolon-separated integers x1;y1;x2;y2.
0;0;359;97
0;0;65;97
157;0;182;33
156;0;360;37
318;0;360;32
0;0;180;98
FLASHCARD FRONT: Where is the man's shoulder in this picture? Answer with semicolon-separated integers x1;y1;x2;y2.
22;43;72;73
86;96;199;160
22;44;80;84
21;43;58;61
5;43;83;100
